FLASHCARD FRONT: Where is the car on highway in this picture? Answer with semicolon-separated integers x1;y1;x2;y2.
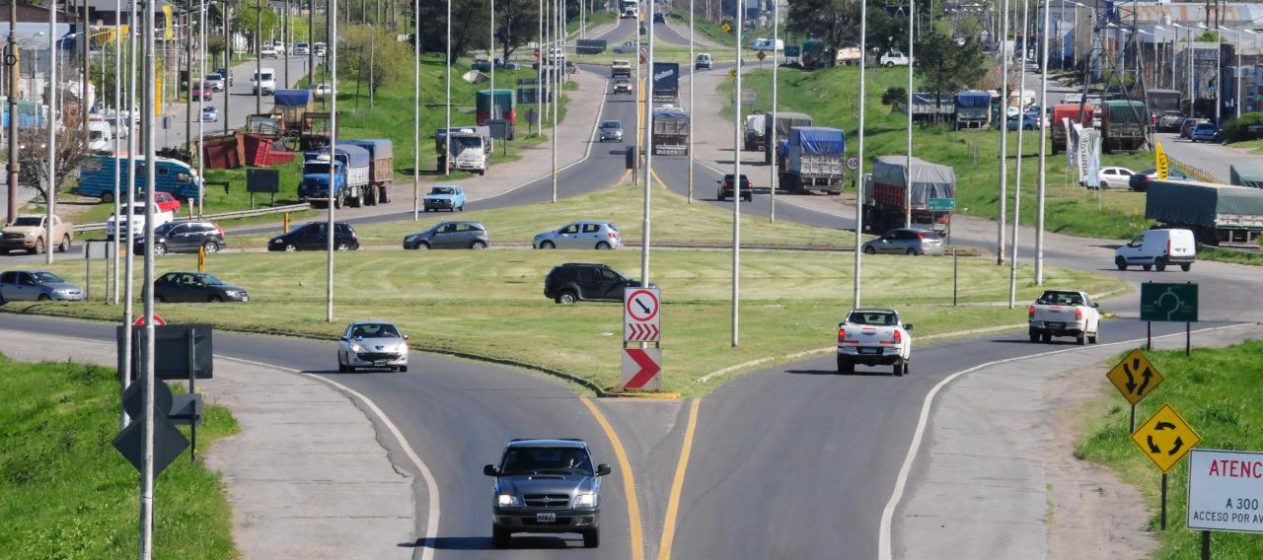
1191;122;1220;143
611;78;632;94
422;184;466;212
612;41;639;54
268;221;360;252
201;105;218;122
189;80;213;101
134;221;226;256
484;438;611;549
251;68;277;95
0;215;73;255
653;11;665;23
544;263;651;304
533;221;621;250
716;174;753;201
695;53;712;69
133;191;182;214
861;228;945;256
203;73;225;92
836;308;913;375
1128;166;1189;192
213;67;233;86
337;320;409;372
1028;289;1100;344
598;120;624;143
153;271;249;303
402;221;489;250
314;42;327;57
1114;228;1196;271
1156;110;1185;131
293;42;310;55
0;270;84;302
1094;166;1135;190
260;45;278;58
1179;117;1206;139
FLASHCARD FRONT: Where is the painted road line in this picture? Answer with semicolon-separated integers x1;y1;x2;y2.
876;322;1251;560
223;356;442;560
580;396;646;560
657;398;701;560
650;168;670;190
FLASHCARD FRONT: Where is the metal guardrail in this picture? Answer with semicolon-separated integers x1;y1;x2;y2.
74;203;310;232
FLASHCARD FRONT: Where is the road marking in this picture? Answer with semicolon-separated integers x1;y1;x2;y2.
650;168;670;189
580;396;645;560
222;356;441;560
656;398;701;560
876;323;1250;560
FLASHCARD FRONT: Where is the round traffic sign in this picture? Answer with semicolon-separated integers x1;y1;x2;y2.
133;314;167;327
625;289;660;322
845;156;860;171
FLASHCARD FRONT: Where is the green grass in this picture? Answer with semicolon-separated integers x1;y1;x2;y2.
1075;341;1263;559
0;356;239;559
1197;246;1263;266
723;65;1181;240
668;13;736;49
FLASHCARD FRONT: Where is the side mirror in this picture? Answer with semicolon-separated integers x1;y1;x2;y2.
483;465;499;477
339;336;348;342
596;464;612;477
904;324;914;331
1092;303;1100;309
403;334;410;340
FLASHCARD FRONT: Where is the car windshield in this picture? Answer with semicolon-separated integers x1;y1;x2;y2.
200;274;224;285
601;121;621;129
31;272;64;284
500;446;593;476
1037;291;1084;305
350;323;401;338
12;217;41;226
304;163;332;175
431;186;456;195
847;311;898;326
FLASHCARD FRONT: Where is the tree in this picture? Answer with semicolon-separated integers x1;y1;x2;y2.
787;0;914;58
497;0;541;62
914;30;986;116
339;24;411;95
417;0;490;58
19;109;91;205
881;86;907;112
236;0;280;47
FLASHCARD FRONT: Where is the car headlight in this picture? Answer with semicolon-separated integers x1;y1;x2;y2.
497;493;520;507
350;343;364;352
573;492;597;508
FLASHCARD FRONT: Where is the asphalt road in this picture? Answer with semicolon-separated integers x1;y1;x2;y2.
160;55;311;150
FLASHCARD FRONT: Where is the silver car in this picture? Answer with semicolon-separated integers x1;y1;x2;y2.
598;120;624;142
861;228;945;256
337;321;409;373
533;221;621;250
403;221;489;249
0;270;85;302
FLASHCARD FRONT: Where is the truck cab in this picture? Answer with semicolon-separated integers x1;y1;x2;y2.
298;157;347;207
440;133;487;175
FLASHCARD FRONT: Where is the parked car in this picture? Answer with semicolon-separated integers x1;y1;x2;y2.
484;438;611;548
107;203;174;241
1179;117;1205;139
1191;122;1220;143
1157;110;1185;131
879;50;911;67
130;191;183;214
0;215;73;255
598;120;624;143
533;221;621;250
695;53;712;69
716;174;753;201
268;221;360;252
337;320;409;372
153;271;250;303
1128;166;1189;192
543;263;651;304
612;41;639;54
422;184;466;212
1114;228;1196;271
203;73;225;92
996;112;1037;130
134;221;225;256
612;78;632;94
836;308;913;375
1094;166;1135;190
312;82;333;98
402;221;489;250
201;105;218;122
1028;289;1100;344
861;228;945;256
0;270;84;302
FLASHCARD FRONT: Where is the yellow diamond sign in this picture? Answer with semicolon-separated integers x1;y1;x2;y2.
1131;403;1200;472
1106;349;1164;406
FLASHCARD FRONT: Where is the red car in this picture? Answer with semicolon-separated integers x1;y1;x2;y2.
190;81;213;102
133;191;183;214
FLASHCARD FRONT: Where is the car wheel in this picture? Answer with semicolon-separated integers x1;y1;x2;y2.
893;361;904;376
470;240;486;249
1181;263;1191;272
37;293;51;302
209;294;224;303
557;291;577;304
203;241;220;254
1142;264;1152;271
458;204;465;212
863;246;876;255
583;528;599;548
58;235;70;253
493;526;511;548
1154;257;1167;272
836;355;853;374
1099;181;1109;190
1114;256;1127;270
338;361;349;373
1076;333;1086;345
539;241;555;249
32;237;44;254
885;62;894;68
596;241;611;250
1029;331;1040;343
743;194;752;202
1089;329;1099;344
154;243;167;256
336;242;350;251
416;242;430;250
905;248;918;256
284;243;297;252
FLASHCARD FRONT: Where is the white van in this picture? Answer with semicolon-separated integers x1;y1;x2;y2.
1114;228;1196;271
751;38;784;52
87;119;112;152
251;68;277;95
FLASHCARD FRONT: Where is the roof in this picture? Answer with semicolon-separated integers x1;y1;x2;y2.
849;308;898;314
507;438;588;449
346;319;399;326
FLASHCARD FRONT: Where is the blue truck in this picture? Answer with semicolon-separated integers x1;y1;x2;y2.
776;126;846;194
75;155;203;203
953;90;992;130
298;145;372;208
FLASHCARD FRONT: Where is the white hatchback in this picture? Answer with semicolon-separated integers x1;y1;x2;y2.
337;321;409;373
1094;166;1134;190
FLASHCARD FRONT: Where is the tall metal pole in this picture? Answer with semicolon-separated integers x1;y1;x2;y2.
198;0;206;217
255;0;262;114
1034;0;1050;286
140;0;159;550
123;0;139;431
853;0;867;308
412;0;419;220
46;0;57;266
81;0;88;130
903;0;914;229
489;0;494;96
284;0;289;88
550;0;557;201
326;0;337;323
687;0;693;203
997;0;1009;264
223;1;230;134
731;0;742;347
6;0;18;224
642;0;653;289
443;0;450;175
113;0;122;304
768;0;777;222
1214;25;1220;124
309;0;315;85
536;0;542;139
185;13;192;153
1009;0;1029;307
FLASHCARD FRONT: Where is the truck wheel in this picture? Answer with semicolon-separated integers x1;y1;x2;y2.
336;242;351;251
1076;333;1087;345
333;196;343;209
1142;264;1152;271
478;170;486;176
893;361;904;376
905;248;918;256
1154;257;1167;272
1114;256;1127;270
1089;327;1099;344
885;62;894;68
102;192;115;203
1041;332;1052;343
583;528;599;548
492;526;510;548
1029;330;1040;343
836;356;853;374
1181;263;1191;272
378;186;390;204
203;241;220;254
31;238;44;255
469;240;486;249
58;235;71;253
365;190;377;206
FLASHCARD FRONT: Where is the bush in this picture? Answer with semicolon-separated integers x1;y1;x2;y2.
1220;111;1263;143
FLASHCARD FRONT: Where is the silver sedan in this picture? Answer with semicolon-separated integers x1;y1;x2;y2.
0;270;85;302
337;321;409;373
861;228;945;256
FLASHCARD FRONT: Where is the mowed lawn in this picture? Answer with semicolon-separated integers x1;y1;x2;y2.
15;247;1120;395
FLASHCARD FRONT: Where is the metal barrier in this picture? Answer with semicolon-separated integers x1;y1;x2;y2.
74;203;310;232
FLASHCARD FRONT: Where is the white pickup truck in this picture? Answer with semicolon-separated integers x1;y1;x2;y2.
837;308;913;376
1028;290;1101;345
106;203;175;241
879;51;911;67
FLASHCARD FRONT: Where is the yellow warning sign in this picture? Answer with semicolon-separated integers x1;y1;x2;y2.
1106;348;1164;406
728;67;737;79
1131;403;1200;473
721;21;732;33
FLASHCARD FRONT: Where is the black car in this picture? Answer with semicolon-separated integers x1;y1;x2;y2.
716;174;753;201
153;271;249;303
268;222;360;252
544;263;652;304
134;221;226;256
1128;167;1189;192
484;438;612;548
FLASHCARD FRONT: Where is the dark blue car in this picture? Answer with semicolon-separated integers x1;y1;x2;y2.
1191;122;1220;143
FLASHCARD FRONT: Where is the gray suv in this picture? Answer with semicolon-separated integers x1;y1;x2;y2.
861;228;945;256
484;438;611;548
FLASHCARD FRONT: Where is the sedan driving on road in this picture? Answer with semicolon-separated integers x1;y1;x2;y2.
135;221;226;256
1191;122;1220;143
0;270;84;302
269;222;360;252
716;174;753;201
337;320;409;372
1128;167;1189;192
403;221;489;250
153;272;249;303
485;438;611;548
861;228;944;256
612;79;632;95
534;221;621;249
201;105;218;122
598;120;624;143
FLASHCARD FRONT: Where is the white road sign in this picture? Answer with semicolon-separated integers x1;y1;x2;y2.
623;287;661;343
1187;449;1263;533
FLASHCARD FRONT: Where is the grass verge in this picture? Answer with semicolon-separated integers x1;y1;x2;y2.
0;356;239;558
1075;340;1263;559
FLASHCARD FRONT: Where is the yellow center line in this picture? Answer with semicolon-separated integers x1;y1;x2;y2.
580;396;645;560
650;168;669;189
657;398;701;560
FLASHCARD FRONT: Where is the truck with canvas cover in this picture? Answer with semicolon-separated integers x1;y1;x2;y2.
953;91;991;130
763;111;813;164
340;139;394;204
1050;103;1094;154
272;89;313;131
777;126;845;194
299;145;372;208
476;89;517;129
801;39;834;69
1144;89;1182;122
1100;100;1148;152
863;155;956;233
744;111;766;151
1145;180;1263;246
1229;162;1263;189
651;108;689;156
911;93;954;123
651;62;680;104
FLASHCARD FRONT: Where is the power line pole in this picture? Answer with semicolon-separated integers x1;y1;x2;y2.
255;0;261;114
1034;0;1051;286
412;0;419;220
642;0;653;290
8;0;20;224
687;0;693;203
769;0;777;222
904;0;914;229
47;0;57;266
997;0;1010;265
732;0;742;347
326;0;337;322
854;0;867;308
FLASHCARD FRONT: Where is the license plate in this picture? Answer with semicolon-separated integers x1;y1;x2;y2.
859;347;880;355
1046;322;1064;329
242;296;249;302
536;512;557;523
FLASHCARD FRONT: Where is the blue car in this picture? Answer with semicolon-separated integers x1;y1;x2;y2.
1191;122;1220;143
423;184;466;212
996;113;1037;130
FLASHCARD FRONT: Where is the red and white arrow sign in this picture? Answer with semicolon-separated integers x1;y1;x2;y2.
621;348;662;391
625;323;660;342
624;287;662;343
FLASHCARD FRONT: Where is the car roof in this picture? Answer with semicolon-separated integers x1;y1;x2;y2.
347;319;398;326
436;220;483;227
849;308;898;314
506;438;588;449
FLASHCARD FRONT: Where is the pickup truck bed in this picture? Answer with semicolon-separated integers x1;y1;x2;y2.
1028;290;1101;344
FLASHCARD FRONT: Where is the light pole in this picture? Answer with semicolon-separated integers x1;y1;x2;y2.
413;0;420;220
1009;0;1030;306
199;0;206;217
642;0;654;292
997;0;1009;265
769;0;778;222
687;0;693;203
904;0;914;229
46;0;56;266
256;0;262;114
326;0;337;323
732;0;743;347
443;0;450;175
489;0;495;98
853;0;867;308
1034;0;1051;286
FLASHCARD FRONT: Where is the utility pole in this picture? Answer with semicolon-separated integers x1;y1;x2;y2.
308;0;314;85
904;0;914;229
443;0;450;175
996;0;1009;265
732;0;742;347
854;0;867;308
82;0;89;131
122;0;139;431
1034;0;1050;286
223;0;231;134
1009;0;1029;307
284;0;289;87
255;0;262;114
141;0;160;552
198;0;206;216
47;0;57;266
687;0;693;203
642;0;653;290
549;0;556;201
326;0;336;323
7;0;20;224
769;0;777;222
185;12;192;154
412;0;419;220
114;0;123;302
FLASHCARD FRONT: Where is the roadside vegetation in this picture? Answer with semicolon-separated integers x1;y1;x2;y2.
0;356;238;558
1076;340;1263;559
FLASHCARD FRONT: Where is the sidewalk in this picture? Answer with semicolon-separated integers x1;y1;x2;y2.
896;323;1258;560
0;329;417;560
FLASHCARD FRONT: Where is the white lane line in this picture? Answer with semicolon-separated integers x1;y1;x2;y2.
877;323;1250;560
223;356;441;560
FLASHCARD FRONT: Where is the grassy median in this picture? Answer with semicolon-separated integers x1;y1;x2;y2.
1075;340;1263;559
0;357;238;559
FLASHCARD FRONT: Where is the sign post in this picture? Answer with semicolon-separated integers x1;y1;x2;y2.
1140;282;1199;354
621;287;662;391
1105;348;1165;433
1188;448;1263;559
1132;403;1201;529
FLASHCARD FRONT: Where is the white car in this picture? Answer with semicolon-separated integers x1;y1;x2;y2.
260;45;278;59
836;308;913;376
879;51;911;67
533;221;622;250
337;320;410;373
106;203;174;240
1114;228;1196;272
251;68;277;95
1028;290;1101;345
1095;166;1134;190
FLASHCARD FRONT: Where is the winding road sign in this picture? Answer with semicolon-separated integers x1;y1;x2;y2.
620;348;662;390
1106;349;1164;406
624;287;661;343
1140;282;1198;323
1132;403;1201;472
